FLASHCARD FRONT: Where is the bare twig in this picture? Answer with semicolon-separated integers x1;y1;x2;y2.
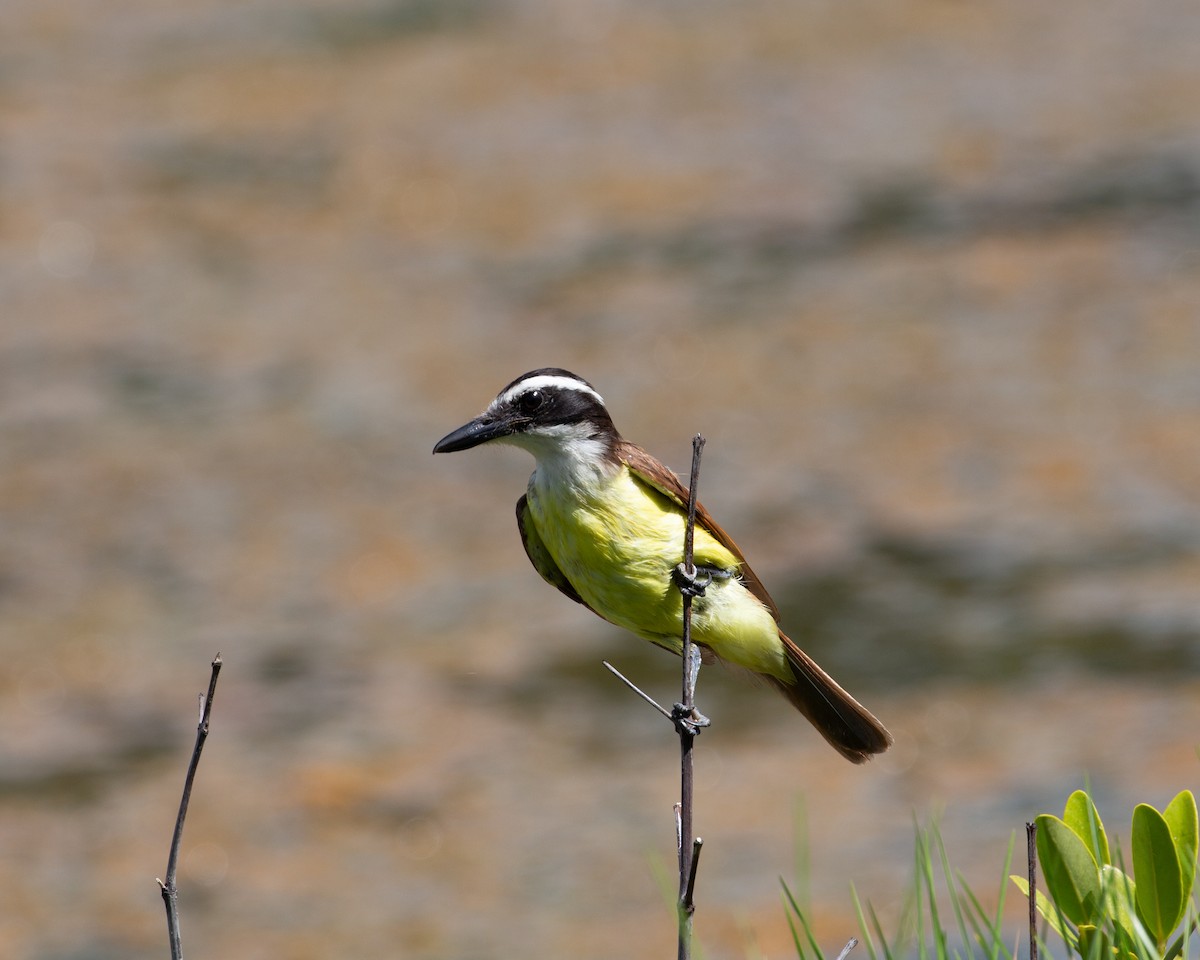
158;654;223;960
835;937;860;960
676;433;706;960
602;660;673;720
598;434;710;959
684;836;703;910
1027;821;1038;960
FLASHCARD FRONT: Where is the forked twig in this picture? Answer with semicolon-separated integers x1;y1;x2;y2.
158;654;223;960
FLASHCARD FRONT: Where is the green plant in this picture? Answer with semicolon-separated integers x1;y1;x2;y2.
783;818;1018;960
1012;789;1199;960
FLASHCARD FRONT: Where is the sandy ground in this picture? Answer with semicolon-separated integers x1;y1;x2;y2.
1;1;1199;957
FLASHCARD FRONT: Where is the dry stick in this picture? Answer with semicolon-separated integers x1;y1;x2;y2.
603;660;673;721
158;654;223;960
1026;821;1039;960
835;938;860;960
675;433;707;960
602;435;709;959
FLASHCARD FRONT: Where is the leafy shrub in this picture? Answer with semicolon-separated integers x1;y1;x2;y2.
1012;790;1199;960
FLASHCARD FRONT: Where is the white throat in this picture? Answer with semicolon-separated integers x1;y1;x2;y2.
503;423;617;498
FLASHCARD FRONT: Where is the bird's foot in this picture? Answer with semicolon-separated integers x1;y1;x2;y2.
671;702;711;736
672;563;732;598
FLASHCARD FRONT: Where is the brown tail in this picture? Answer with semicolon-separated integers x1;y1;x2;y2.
769;632;893;763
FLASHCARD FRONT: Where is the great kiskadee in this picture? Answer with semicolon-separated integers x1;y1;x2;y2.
433;368;892;762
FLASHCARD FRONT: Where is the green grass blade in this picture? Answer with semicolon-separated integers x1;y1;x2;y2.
782;877;827;960
1098;863;1139;953
914;821;950;960
865;895;899;960
931;826;967;952
783;899;809;960
992;834;1016;941
959;870;1016;960
850;882;881;960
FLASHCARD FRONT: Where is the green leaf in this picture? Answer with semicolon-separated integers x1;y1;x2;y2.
1038;814;1103;926
1131;802;1185;941
1162;791;1198;897
1011;874;1078;946
1099;864;1139;952
1065;790;1112;866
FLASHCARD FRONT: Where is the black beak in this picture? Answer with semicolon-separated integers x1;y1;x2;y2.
432;414;513;454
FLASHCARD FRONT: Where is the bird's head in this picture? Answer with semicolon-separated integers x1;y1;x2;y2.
432;368;620;464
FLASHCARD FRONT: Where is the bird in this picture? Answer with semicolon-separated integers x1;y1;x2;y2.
432;368;891;762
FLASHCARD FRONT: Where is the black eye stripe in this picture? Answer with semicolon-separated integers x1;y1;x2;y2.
503;382;613;432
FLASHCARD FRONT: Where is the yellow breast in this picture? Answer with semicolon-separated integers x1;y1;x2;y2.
525;464;789;681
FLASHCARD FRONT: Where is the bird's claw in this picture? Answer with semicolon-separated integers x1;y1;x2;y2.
672;563;732;598
671;702;711;735
672;564;712;598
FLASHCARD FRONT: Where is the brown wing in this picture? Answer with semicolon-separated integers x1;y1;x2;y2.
616;440;782;623
516;494;588;607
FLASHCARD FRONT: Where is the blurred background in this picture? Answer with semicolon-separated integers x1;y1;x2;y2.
2;0;1199;957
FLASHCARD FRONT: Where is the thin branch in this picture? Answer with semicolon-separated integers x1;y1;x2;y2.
682;435;703;584
158;654;223;960
684;837;704;910
596;434;710;960
1026;821;1038;960
675;802;683;857
603;660;673;720
835;937;860;960
676;433;706;960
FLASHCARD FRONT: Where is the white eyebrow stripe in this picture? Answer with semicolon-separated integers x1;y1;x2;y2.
493;374;605;408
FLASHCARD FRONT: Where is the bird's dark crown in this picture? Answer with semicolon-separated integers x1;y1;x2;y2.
489;368;617;439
